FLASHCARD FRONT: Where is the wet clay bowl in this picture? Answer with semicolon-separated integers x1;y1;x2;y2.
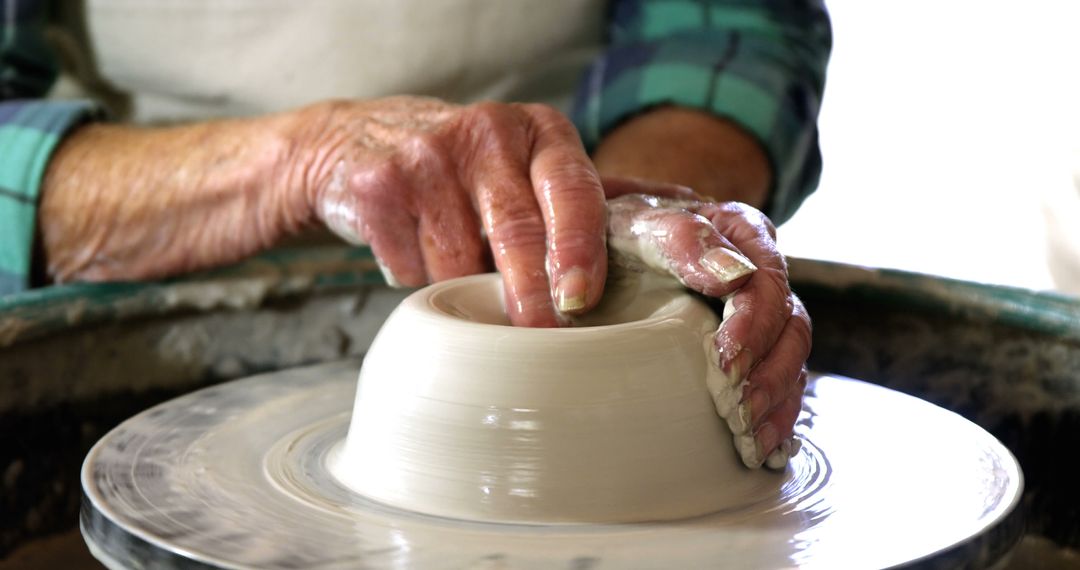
331;273;758;524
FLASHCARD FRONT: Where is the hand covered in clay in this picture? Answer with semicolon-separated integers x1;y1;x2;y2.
604;184;810;469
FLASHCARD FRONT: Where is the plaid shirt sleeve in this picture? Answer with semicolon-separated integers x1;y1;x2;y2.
573;0;832;225
1;0;99;295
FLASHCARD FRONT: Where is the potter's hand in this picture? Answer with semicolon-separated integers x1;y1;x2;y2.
304;98;609;326
40;97;607;327
591;106;812;468
593;106;807;468
605;188;810;468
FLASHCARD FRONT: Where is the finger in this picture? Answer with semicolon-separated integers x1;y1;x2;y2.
406;135;487;281
315;158;428;287
459;103;559;327
353;164;428;287
606;197;756;297
756;368;808;458
519;104;607;315
699;201;779;254
417;191;487;281
741;299;812;428
601;175;701;201
700;203;793;375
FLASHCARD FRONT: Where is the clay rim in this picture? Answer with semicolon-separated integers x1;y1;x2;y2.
421;273;701;333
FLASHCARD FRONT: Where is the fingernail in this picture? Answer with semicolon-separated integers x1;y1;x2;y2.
743;388;771;427
721;348;755;379
729;403;751;434
765;436;801;470
755;422;780;459
700;247;757;283
554;267;589;313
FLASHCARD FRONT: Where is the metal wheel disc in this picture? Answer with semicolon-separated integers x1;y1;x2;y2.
81;360;1023;569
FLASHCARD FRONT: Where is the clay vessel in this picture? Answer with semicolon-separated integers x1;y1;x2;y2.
332;273;752;523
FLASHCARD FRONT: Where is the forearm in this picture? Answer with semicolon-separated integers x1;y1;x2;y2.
576;0;830;223
38;114;304;283
592;107;772;208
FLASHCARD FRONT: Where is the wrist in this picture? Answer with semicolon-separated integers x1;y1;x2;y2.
277;100;357;215
592;106;772;208
255;108;327;233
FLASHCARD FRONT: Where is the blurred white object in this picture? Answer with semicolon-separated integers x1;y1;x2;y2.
780;0;1079;294
64;0;603;122
1045;157;1080;295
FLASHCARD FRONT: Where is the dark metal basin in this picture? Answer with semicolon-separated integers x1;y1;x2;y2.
1;246;1077;561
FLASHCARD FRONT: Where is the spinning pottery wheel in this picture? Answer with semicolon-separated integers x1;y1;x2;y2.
80;275;1025;569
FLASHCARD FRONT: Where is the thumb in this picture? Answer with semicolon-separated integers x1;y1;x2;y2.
607;195;756;297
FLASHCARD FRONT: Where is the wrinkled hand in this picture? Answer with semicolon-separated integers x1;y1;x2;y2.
294;97;609;327
603;182;811;466
41;96;609;326
39;93;807;462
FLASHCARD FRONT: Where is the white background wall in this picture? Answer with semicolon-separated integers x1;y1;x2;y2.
778;1;1080;294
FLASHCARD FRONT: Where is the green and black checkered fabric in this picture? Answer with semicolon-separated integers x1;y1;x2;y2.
574;0;831;225
1;0;830;296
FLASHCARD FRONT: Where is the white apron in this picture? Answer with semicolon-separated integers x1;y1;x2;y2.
52;0;606;124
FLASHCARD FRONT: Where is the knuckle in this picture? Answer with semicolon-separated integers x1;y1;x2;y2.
518;102;556;118
519;102;577;137
763;216;778;239
550;226;602;252
721;200;767;222
350;160;406;200
402;133;453;177
679;211;720;235
752;247;787;274
718;201;754;218
521;102;569;125
536;166;605;202
314;98;353;119
791;296;812;331
457;103;527;166
791;295;811;322
461;101;512;134
788;305;814;352
719;201;778;240
776;251;790;273
488;206;546;249
405;131;447;157
757;267;795;312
